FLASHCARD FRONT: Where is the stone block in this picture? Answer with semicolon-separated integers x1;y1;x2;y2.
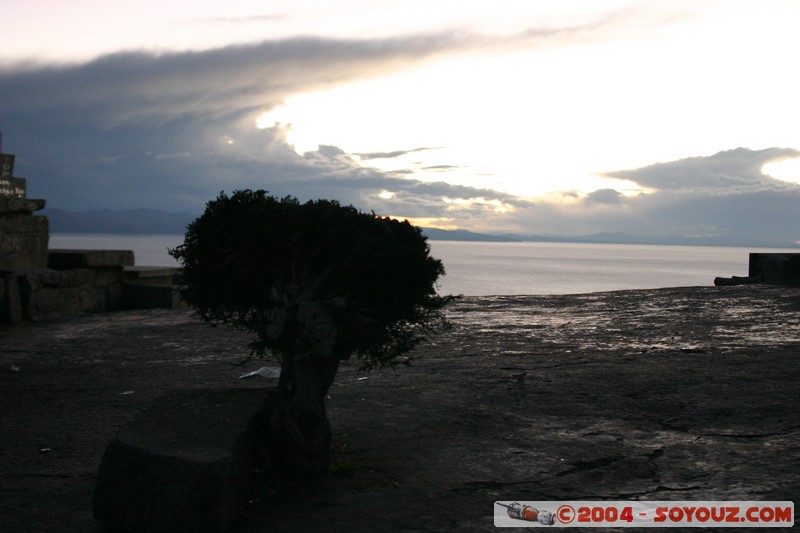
17;270;44;292
123;266;180;286
22;287;94;321
93;284;126;312
17;267;94;288
90;267;126;288
92;287;108;313
0;215;49;271
16;268;66;291
48;250;135;270
124;283;179;310
93;388;271;533
58;268;93;288
1;274;22;323
40;269;64;287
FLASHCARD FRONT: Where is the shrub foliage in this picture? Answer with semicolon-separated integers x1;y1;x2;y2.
171;189;451;369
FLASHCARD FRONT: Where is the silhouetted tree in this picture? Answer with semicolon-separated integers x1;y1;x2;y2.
170;190;452;479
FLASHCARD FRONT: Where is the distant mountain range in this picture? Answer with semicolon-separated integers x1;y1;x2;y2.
43;208;799;248
44;208;195;235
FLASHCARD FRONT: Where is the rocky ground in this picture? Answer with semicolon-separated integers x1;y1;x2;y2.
1;285;799;531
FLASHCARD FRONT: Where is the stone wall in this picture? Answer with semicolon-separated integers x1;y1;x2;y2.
1;143;183;323
2;249;183;323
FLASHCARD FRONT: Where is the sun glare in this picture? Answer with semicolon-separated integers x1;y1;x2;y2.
762;157;800;185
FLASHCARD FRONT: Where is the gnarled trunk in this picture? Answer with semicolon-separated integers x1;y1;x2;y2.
266;348;340;480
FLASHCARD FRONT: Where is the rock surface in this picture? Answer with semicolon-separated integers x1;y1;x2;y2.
0;285;799;531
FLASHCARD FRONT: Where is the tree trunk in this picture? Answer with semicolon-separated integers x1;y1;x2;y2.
266;349;339;480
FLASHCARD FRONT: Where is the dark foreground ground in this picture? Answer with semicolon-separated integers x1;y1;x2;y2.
1;285;799;531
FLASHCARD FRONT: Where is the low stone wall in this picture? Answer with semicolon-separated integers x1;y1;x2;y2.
715;252;800;287
123;266;186;310
749;252;800;286
0;144;185;322
1;250;183;323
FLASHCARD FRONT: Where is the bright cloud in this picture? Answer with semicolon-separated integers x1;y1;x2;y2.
763;157;800;186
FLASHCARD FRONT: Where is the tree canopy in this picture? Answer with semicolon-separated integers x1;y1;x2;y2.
170;189;452;369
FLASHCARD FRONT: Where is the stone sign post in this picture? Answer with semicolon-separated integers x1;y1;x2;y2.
1;139;50;321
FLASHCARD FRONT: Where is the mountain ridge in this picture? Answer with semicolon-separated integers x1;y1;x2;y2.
43;208;799;248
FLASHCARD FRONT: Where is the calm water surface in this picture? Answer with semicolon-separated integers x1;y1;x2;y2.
49;233;796;296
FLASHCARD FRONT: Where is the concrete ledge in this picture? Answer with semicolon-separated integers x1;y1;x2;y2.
48;249;135;269
94;388;272;533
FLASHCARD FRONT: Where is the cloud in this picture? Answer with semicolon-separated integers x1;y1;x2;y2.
585;188;624;204
353;147;441;160
1;19;635;214
602;147;800;192
1;8;674;127
422;165;461;172
2;23;799;244
496;149;800;241
183;15;286;25
1;38;443;129
0;33;500;213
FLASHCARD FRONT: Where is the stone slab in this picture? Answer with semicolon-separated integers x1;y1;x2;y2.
48;249;135;270
93;388;271;533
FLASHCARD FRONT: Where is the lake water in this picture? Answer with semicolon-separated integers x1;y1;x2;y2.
49;233;796;296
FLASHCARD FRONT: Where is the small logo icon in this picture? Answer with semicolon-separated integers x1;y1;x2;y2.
496;502;556;525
